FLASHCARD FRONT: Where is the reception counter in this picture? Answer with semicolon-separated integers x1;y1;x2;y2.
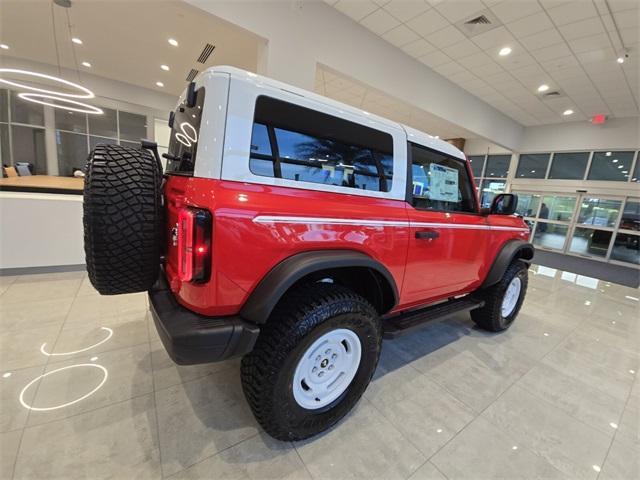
0;175;84;195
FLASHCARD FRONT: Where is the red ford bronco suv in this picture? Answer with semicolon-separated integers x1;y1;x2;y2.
83;66;533;441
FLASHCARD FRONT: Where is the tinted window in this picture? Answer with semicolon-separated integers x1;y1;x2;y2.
410;143;476;213
12;125;46;173
587;151;634;181
165;87;205;175
516;153;549;179
468;155;485;178
55;109;87;133
88;107;117;138
118;111;147;141
620;200;639;231
10;91;44;126
249;96;393;192
548;152;589;179
485;154;511;178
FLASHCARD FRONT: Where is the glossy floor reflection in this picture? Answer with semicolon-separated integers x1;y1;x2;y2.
0;266;638;479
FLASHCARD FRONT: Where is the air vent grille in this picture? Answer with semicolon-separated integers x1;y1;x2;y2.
543;91;562;97
197;43;215;64
465;15;490;25
185;69;199;82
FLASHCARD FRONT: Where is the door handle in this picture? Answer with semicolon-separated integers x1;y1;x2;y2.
415;230;439;240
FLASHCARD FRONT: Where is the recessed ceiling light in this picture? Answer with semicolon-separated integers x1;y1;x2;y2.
499;46;512;56
81;61;91;68
161;64;170;71
617;56;624;64
156;81;164;87
563;109;573;116
537;84;549;92
605;152;612;156
71;37;83;45
0;44;8;50
168;38;178;47
622;170;628;173
612;159;619;163
617;165;623;169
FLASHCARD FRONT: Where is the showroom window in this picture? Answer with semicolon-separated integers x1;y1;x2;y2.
516;153;550;179
548;152;590;180
469;153;512;208
410;143;476;213
588;151;634;181
249;96;393;192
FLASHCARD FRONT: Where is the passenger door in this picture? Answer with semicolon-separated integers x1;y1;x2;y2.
401;143;489;307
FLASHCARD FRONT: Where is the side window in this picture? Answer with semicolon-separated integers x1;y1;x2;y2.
410;143;476;213
249;96;393;192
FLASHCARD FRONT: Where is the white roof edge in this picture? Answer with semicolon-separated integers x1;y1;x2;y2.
208;65;466;160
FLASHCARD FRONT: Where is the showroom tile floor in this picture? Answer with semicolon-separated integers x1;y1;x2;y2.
0;265;638;480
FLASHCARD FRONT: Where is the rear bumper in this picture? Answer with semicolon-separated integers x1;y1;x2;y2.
148;274;259;365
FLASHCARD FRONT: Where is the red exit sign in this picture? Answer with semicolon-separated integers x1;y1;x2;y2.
591;114;607;125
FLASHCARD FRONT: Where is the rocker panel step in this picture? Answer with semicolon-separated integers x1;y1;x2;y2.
383;297;484;339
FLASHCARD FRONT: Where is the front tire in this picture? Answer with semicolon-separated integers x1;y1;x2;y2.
471;260;528;332
240;283;382;441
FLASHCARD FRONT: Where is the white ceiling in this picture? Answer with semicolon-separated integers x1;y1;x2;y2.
0;0;262;96
326;0;639;126
315;64;477;138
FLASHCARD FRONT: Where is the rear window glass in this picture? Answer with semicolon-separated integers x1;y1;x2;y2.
249;96;393;192
165;87;205;175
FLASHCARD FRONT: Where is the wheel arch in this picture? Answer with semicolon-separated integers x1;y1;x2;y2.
239;250;399;324
481;239;534;289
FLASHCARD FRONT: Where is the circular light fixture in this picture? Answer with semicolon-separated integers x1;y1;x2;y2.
537;84;549;92
71;37;83;45
0;68;94;98
18;93;103;114
161;64;170;71
156;81;164;87
81;61;91;68
605;151;612;156
0;44;9;50
168;38;178;47
563;109;574;116
499;47;512;56
617;56;624;64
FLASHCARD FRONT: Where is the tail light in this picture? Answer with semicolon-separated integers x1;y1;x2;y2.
177;207;212;283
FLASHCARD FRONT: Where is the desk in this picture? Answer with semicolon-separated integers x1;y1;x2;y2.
0;175;84;195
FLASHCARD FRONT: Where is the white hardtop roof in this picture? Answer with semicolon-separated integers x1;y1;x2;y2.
207;66;466;161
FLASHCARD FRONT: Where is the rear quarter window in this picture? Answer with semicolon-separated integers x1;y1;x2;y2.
165;86;205;175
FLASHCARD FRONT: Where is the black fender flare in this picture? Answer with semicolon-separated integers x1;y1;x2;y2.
481;240;534;288
240;250;399;324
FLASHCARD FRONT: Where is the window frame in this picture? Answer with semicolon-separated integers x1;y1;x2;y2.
406;141;479;215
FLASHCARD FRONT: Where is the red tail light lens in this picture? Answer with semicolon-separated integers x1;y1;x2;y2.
177;208;212;283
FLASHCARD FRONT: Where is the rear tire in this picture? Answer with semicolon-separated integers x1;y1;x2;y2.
471;260;528;332
83;144;162;295
241;283;382;441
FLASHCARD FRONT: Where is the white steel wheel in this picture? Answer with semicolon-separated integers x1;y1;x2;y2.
501;276;522;317
292;328;362;410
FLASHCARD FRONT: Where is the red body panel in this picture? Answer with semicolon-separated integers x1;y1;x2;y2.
163;175;528;317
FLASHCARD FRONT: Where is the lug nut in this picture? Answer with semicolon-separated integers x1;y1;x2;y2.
332;354;337;360
328;365;334;370
318;371;325;378
312;367;317;373
325;349;331;355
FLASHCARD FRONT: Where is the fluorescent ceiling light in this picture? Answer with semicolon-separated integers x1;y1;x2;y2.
0;44;8;50
71;37;83;45
18;93;103;114
168;38;178;47
563;109;573;116
156;81;164;87
537;84;549;92
498;47;512;56
0;68;94;98
81;61;91;68
161;64;170;71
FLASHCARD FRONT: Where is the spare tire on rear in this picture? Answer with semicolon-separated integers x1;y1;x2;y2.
83;144;162;295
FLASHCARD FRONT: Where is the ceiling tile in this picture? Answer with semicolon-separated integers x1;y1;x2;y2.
558;17;607;41
433;61;467;76
473;60;505;76
545;1;598;27
530;42;573;62
518;28;564;51
418;49;451;67
575;47;616;64
442;38;482;58
401;38;437;57
383;0;430;22
382;24;421;46
507;11;554;37
470;25;515;50
426;24;467;48
334;0;379;21
405;9;450;37
457;51;493;68
607;0;639;13
360;8;401;34
490;0;543;24
434;0;485;23
568;33;612;54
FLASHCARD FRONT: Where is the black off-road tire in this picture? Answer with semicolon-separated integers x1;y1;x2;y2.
83;144;162;295
471;260;528;332
241;283;382;441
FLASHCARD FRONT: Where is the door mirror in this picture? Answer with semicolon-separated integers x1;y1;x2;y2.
490;193;518;215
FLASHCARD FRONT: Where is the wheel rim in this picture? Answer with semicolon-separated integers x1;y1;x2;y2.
292;328;362;410
501;276;522;317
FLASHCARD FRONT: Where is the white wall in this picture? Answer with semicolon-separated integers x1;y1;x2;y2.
186;0;524;151
464;138;513;156
0;192;84;269
519;117;640;153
